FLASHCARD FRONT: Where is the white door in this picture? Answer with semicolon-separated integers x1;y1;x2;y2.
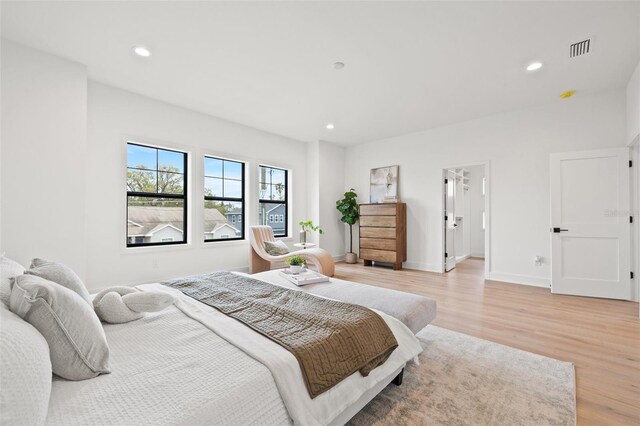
550;148;631;299
445;172;457;272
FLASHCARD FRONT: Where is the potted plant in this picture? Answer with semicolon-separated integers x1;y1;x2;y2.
286;254;306;274
298;220;324;244
336;188;359;264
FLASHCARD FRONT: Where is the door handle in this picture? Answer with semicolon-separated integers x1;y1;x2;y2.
552;227;569;233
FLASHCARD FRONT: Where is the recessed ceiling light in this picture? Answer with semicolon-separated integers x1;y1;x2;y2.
133;46;151;57
326;123;335;130
526;62;543;71
333;62;345;70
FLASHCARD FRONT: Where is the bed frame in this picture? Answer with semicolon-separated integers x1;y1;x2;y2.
329;366;405;425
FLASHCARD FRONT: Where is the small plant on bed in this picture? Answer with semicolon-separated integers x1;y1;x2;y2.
286;255;306;274
336;188;359;264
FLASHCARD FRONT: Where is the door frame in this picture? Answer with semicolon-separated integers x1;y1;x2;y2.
441;160;491;278
629;136;640;304
443;170;457;272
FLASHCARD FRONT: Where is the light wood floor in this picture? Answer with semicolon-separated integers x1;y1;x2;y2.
334;258;640;426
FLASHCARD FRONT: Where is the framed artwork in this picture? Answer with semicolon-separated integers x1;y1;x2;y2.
370;165;399;203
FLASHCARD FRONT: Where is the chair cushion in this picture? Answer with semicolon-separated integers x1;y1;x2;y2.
0;304;52;425
10;274;111;380
26;258;92;305
0;255;26;307
264;240;290;256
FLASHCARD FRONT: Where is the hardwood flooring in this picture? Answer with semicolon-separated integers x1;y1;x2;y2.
334;258;640;426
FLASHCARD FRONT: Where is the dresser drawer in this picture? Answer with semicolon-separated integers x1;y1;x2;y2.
360;216;396;227
360;248;397;263
360;204;397;216
360;227;397;239
360;238;397;251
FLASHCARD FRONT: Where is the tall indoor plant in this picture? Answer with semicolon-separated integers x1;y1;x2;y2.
336;188;359;264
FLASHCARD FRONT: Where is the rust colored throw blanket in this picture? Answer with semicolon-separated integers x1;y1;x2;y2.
163;271;398;398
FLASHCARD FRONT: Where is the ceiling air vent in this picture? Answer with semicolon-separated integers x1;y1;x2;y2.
570;39;591;58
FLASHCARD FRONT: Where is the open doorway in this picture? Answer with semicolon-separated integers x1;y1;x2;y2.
443;163;490;276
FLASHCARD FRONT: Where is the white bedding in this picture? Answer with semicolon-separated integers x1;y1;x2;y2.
47;273;422;426
46;306;291;426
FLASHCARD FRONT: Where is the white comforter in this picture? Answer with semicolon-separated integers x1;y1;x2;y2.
47;273;422;426
47;305;291;425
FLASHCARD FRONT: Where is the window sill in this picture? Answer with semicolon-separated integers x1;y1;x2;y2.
202;239;248;248
122;242;193;255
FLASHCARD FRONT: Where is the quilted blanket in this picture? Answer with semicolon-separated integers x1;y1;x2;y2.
163;271;399;398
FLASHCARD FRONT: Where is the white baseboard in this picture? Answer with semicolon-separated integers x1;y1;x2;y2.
486;272;550;288
470;253;485;258
333;254;345;262
455;254;471;262
403;261;442;273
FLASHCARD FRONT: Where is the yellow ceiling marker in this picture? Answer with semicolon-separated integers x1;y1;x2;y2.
560;90;575;99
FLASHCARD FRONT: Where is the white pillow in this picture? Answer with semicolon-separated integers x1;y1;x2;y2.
264;240;290;256
0;304;52;425
10;274;111;381
26;258;92;306
0;255;26;307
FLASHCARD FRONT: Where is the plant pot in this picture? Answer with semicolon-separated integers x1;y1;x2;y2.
289;265;304;274
345;252;357;264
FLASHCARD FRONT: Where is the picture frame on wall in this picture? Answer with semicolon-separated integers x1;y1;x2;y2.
370;165;399;203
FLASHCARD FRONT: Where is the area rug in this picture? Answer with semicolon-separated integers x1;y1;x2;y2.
348;326;576;426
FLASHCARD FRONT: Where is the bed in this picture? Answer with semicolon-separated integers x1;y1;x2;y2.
252;270;437;334
43;272;430;426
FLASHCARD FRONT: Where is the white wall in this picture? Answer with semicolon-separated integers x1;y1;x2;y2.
306;141;320;245
0;41;310;290
627;61;640;144
318;141;346;258
306;140;346;258
345;89;627;286
1;41;88;277
468;165;485;257
85;82;308;289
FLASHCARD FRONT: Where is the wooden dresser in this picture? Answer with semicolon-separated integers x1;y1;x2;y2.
359;203;407;270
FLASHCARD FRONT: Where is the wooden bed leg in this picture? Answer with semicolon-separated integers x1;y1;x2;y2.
392;368;404;386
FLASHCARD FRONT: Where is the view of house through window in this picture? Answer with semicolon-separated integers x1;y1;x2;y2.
259;165;287;237
126;143;188;247
204;156;245;241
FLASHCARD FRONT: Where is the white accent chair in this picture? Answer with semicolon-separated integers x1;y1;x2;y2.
249;226;335;276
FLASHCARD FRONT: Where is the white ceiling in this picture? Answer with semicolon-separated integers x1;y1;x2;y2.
2;1;639;145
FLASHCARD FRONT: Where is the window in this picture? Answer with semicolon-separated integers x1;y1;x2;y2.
204;156;245;241
259;165;288;237
126;143;187;247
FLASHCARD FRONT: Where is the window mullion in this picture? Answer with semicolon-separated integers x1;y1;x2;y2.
127;143;187;247
204;156;245;243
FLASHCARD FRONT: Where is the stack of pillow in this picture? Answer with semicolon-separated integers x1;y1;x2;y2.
0;256;111;425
